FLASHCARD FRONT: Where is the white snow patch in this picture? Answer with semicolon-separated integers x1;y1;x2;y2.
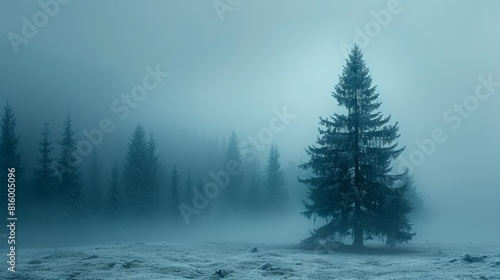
2;241;500;279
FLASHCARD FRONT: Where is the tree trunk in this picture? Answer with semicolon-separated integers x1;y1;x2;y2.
352;91;364;249
352;226;364;248
352;199;364;248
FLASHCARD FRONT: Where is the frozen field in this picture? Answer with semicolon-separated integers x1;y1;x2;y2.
2;241;500;279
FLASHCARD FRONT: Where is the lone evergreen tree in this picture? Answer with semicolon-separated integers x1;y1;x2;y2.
57;114;84;222
264;143;289;211
32;122;56;215
108;162;121;219
300;45;414;248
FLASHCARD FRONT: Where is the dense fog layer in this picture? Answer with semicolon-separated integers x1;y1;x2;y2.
1;0;499;248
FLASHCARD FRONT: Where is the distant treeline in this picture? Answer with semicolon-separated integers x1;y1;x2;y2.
0;100;309;234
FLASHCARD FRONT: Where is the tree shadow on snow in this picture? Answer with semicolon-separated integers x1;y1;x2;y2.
332;245;421;255
294;242;422;256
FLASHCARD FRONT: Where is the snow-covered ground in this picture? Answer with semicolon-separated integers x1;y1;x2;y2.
2;241;500;279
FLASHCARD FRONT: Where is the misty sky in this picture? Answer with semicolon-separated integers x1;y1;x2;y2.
1;1;499;240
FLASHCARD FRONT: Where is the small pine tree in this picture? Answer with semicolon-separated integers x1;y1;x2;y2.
32;122;56;201
0;101;23;214
123;124;147;215
31;122;56;221
264;143;289;211
300;45;414;248
57;114;84;223
108;162;121;219
0;100;22;177
225;131;244;210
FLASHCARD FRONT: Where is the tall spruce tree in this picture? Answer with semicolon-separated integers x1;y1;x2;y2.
225;131;244;210
300;45;414;247
123;124;147;215
57;114;84;222
32;122;56;213
264;143;289;210
108;162;121;218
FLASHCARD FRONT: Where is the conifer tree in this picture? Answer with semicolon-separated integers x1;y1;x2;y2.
300;45;414;247
123;124;147;215
57;114;84;222
32;122;56;210
264;143;288;211
225;131;244;210
0;100;22;184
